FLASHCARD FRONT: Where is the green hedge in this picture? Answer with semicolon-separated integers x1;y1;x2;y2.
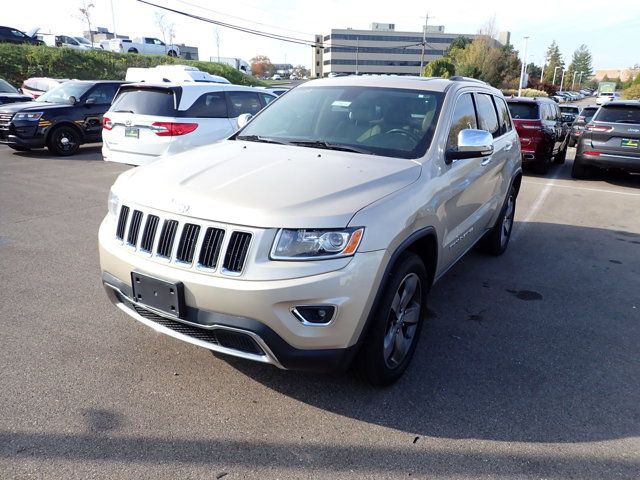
0;44;265;87
501;88;548;98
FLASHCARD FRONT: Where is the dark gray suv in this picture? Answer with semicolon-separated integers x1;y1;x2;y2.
572;101;640;178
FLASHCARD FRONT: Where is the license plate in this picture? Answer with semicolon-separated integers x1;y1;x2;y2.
621;138;639;148
124;127;139;139
131;272;185;318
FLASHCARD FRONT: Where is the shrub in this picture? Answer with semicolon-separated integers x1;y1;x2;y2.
423;58;455;78
501;88;548;98
622;84;640;100
0;44;266;87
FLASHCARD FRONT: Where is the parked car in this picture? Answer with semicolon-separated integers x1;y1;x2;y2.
559;105;581;124
271;74;282;80
106;37;180;57
0;25;41;45
0;80;125;155
596;92;621;105
98;76;522;386
506;96;571;174
21;77;70;99
124;65;230;84
73;36;101;49
102;83;276;166
569;105;599;147
572;101;640;178
0;79;32;105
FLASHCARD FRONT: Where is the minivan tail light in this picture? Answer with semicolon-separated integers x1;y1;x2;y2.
103;116;113;130
585;124;613;133
152;122;199;136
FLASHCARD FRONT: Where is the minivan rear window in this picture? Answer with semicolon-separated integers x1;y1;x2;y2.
111;88;177;116
595;105;640;124
507;103;539;120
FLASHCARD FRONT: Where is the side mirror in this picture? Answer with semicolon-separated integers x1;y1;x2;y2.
236;113;253;129
445;129;494;163
68;95;78;105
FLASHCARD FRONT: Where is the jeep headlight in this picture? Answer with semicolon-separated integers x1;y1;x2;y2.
271;227;364;260
107;189;119;218
14;112;44;121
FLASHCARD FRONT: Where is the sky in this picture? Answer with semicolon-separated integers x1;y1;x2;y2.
5;0;640;72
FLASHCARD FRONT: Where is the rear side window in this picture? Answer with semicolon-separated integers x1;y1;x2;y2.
495;97;512;134
595;106;640;124
260;93;276;106
184;92;228;118
476;93;500;137
111;88;176;116
507;102;539;120
226;91;262;117
447;93;477;149
85;84;119;104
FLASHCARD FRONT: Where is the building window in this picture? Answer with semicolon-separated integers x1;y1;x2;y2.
316;49;320;54
317;61;321;66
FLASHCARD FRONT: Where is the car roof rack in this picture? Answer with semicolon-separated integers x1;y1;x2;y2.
449;76;487;85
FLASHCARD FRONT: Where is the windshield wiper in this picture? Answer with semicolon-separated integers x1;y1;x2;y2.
113;109;135;113
235;135;292;145
290;140;375;155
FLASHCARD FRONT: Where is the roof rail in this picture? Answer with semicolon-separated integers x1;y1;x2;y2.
449;76;487;85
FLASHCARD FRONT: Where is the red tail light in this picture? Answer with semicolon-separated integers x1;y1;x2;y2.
585;123;613;133
103;116;113;130
583;151;601;156
152;122;198;136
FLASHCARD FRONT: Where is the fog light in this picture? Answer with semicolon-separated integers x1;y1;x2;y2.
291;305;335;325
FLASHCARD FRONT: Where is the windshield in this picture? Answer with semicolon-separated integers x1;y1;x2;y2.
236;86;444;159
0;79;18;94
36;82;92;103
75;37;90;44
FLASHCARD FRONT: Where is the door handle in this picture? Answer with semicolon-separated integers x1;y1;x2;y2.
481;157;492;166
505;141;513;151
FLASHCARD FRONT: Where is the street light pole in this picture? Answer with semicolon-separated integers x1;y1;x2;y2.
578;71;585;88
552;66;561;85
571;71;578;90
560;69;566;92
419;13;431;76
518;36;529;97
355;36;359;75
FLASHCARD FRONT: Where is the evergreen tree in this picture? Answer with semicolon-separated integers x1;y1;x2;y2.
566;44;593;89
542;41;564;84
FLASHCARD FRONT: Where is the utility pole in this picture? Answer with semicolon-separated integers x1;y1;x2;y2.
518;36;529;97
560;69;566;92
541;62;545;83
419;13;432;76
552;66;562;85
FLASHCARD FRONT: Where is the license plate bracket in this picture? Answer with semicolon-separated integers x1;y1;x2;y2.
620;138;639;148
131;272;185;318
124;127;139;139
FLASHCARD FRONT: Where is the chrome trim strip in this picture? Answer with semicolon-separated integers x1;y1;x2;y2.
107;284;285;369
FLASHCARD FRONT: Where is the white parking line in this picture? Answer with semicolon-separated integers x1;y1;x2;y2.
522;179;640;197
513;169;563;241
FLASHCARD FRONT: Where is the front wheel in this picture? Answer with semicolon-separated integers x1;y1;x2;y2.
358;252;428;386
477;186;516;256
167;50;177;57
47;125;81;156
571;156;592;179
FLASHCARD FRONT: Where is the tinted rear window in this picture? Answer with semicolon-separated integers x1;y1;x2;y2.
595;106;640;124
110;88;177;116
581;107;598;120
507;102;539;120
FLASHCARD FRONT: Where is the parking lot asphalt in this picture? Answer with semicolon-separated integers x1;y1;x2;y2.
0;143;639;479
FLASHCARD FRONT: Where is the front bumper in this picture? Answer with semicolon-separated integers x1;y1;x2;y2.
99;216;387;370
0;123;46;148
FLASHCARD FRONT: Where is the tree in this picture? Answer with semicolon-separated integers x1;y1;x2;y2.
250;55;274;78
291;65;309;78
155;13;176;51
77;1;95;45
566;44;593;89
423;58;455;78
445;36;471;56
542;41;564;84
526;62;542;81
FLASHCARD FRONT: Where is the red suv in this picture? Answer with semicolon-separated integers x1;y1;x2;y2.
506;97;571;174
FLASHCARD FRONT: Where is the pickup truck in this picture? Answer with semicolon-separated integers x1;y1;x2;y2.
107;37;180;57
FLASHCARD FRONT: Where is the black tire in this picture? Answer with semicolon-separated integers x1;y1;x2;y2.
46;125;81;156
477;186;516;256
532;155;551;174
358;252;428;386
128;48;138;54
9;146;30;151
554;144;567;164
167;50;177;57
568;137;576;148
571;156;591;179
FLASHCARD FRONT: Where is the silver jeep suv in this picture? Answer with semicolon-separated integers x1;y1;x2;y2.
99;76;522;385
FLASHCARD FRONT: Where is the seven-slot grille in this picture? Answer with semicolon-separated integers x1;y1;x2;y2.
0;112;13;126
115;205;251;274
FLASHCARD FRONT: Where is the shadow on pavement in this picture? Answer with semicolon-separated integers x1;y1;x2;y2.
9;144;103;161
222;221;640;444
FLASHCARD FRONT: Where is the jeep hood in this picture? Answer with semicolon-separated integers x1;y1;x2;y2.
116;140;421;229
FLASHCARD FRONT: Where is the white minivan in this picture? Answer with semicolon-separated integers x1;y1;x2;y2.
102;84;277;166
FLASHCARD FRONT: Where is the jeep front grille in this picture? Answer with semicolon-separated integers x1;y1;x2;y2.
0;112;13;126
115;205;252;275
